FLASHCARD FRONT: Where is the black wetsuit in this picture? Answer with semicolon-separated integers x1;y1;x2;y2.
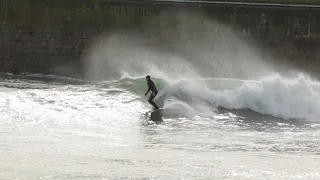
146;79;159;110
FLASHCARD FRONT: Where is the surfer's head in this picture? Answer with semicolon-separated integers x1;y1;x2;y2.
146;75;150;81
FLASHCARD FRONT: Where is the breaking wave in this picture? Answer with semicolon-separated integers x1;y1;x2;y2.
111;74;320;121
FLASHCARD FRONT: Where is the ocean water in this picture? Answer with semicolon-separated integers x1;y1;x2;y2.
0;72;319;180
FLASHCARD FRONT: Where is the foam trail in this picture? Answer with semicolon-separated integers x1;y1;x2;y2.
208;74;320;121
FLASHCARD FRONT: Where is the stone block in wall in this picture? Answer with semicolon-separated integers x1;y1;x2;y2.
3;61;15;69
60;47;71;56
0;50;11;59
47;50;60;56
48;39;56;50
0;43;6;49
4;42;13;50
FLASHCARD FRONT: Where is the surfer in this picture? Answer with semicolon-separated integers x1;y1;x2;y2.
9;67;28;76
145;75;160;110
10;68;20;75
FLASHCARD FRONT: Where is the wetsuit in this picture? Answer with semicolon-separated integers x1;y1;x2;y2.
146;79;159;110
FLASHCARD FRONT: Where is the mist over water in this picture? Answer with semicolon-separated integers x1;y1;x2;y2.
84;11;278;82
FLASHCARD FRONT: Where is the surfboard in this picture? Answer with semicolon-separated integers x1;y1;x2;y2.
151;108;164;112
150;108;164;123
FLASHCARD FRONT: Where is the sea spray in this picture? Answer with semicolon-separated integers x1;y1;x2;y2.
84;11;275;82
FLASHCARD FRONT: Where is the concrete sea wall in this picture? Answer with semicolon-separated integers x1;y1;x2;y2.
0;0;319;78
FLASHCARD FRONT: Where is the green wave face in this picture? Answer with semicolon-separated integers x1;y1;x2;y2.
110;77;247;96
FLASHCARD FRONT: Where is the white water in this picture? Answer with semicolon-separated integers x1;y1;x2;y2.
155;74;320;121
1;74;319;180
210;74;320;121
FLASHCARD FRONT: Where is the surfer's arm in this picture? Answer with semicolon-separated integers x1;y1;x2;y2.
145;87;150;96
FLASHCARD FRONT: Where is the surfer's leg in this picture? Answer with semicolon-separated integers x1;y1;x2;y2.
148;93;159;109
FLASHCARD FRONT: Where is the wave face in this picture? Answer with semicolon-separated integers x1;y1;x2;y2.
112;74;320;121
